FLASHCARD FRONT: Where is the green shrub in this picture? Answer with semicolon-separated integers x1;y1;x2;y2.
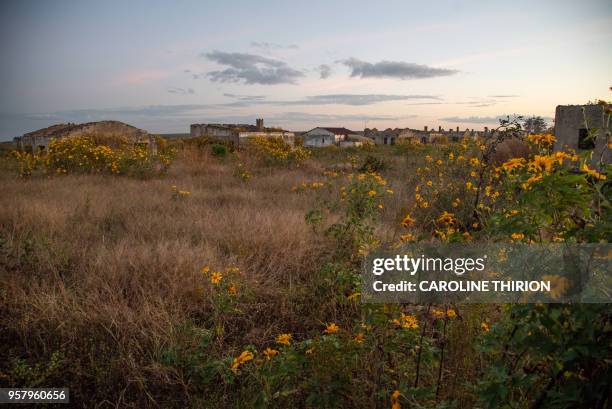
211;143;228;157
358;155;387;173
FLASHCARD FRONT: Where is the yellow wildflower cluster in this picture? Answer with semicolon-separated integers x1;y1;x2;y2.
231;350;254;373
250;136;311;165
392;312;419;329
292;180;327;192
527;133;555;147
13;136;172;177
201;264;240;295
275;333;292;346
431;308;457;319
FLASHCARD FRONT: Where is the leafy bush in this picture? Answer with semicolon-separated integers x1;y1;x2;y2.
12;135;173;177
358;155;387;173
249;136;311;166
211;143;228;157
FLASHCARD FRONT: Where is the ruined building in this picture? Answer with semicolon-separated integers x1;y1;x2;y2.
14;120;157;154
190;118;294;147
554;104;611;165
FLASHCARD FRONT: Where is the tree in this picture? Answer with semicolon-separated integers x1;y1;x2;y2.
523;116;548;134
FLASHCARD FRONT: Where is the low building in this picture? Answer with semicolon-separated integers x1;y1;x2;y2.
302;127;358;147
554;104;611;165
15;121;156;154
190;118;294;147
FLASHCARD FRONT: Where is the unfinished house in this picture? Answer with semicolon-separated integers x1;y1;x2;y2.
302;127;359;148
190;118;294;147
554;105;611;165
15;121;157;154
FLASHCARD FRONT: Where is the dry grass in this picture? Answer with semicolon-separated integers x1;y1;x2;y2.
0;146;340;405
0;144;481;407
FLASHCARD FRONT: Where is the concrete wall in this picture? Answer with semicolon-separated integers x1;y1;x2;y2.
554;105;611;165
303;128;336;147
239;131;295;146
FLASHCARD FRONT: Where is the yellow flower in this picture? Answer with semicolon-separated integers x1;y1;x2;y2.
400;233;415;242
211;272;223;284
527;133;556;146
469;158;480;167
391;390;402;409
510;232;525;240
201;266;210;274
231;350;254;372
228;283;237;295
581;163;607;180
324;322;339;334
353;332;365;344
368;190;377;197
378;204;384;209
263;347;279;360
426;180;433;187
401;214;415;228
431;309;446;318
466;181;473;190
400;313;418;329
347;292;361;301
276;333;292;346
305;347;314;355
437;211;456;225
481;322;490;332
529;155;554;174
446;309;457;318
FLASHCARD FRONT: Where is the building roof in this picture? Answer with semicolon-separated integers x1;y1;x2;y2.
22;121;145;139
306;127;355;135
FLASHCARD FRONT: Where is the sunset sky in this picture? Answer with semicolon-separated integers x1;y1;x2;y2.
1;0;610;139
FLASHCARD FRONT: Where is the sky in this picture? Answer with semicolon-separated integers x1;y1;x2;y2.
0;0;611;140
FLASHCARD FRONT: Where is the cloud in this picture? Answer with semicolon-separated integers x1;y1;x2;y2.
271;112;417;123
318;64;332;79
288;94;440;106
340;58;459;79
440;114;553;125
167;87;195;95
488;95;520;98
223;93;266;101
204;50;304;85
250;41;299;50
439;116;509;124
219;94;440;107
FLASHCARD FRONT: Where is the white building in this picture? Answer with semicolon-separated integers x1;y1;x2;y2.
302;127;357;148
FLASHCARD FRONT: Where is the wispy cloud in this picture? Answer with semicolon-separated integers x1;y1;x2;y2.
340;58;459;79
287;94;440;106
488;94;520;98
271;112;417;123
223;93;266;101
217;93;440;107
318;64;332;79
439;116;512;124
167;87;195;95
439;114;552;125
250;41;299;51
204;50;304;85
